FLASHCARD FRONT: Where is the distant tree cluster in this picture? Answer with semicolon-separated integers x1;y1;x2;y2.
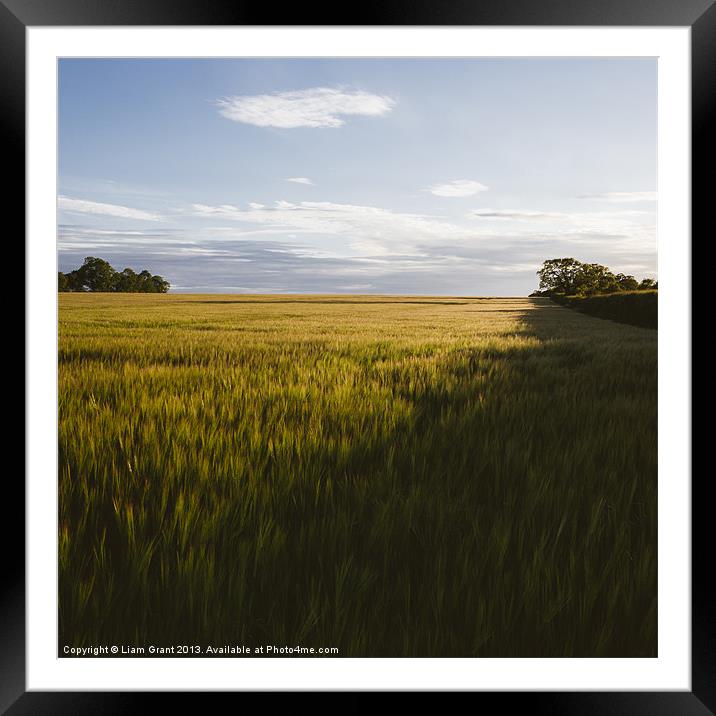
530;258;657;297
59;257;170;293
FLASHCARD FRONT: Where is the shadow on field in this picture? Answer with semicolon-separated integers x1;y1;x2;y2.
58;298;657;659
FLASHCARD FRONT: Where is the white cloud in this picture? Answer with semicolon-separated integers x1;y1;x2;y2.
578;191;657;202
58;196;162;221
216;87;396;129
189;199;656;259
191;200;477;255
428;180;489;197
286;177;315;185
58;217;657;295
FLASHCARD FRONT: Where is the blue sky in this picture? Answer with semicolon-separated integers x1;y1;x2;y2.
58;58;657;294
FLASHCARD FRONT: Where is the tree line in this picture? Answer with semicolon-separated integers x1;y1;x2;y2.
531;258;657;297
59;257;170;293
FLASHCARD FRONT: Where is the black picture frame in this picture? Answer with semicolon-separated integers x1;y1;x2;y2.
7;0;708;711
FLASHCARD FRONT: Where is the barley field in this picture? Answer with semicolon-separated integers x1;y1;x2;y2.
58;294;657;657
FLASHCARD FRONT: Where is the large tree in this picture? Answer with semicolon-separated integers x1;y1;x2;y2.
535;258;655;297
537;258;585;295
58;257;170;293
76;256;117;292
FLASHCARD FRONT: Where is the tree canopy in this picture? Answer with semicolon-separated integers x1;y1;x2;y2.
531;258;657;297
58;257;170;293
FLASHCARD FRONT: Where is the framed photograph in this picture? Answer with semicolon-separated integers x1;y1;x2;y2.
9;0;708;710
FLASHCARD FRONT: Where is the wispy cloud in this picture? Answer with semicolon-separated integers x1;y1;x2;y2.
188;198;656;269
190;200;476;255
58;196;162;221
467;207;655;249
578;191;657;202
469;208;650;222
469;209;568;221
58;223;656;297
56;181;656;295
286;177;315;185
428;180;489;198
216;87;396;129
